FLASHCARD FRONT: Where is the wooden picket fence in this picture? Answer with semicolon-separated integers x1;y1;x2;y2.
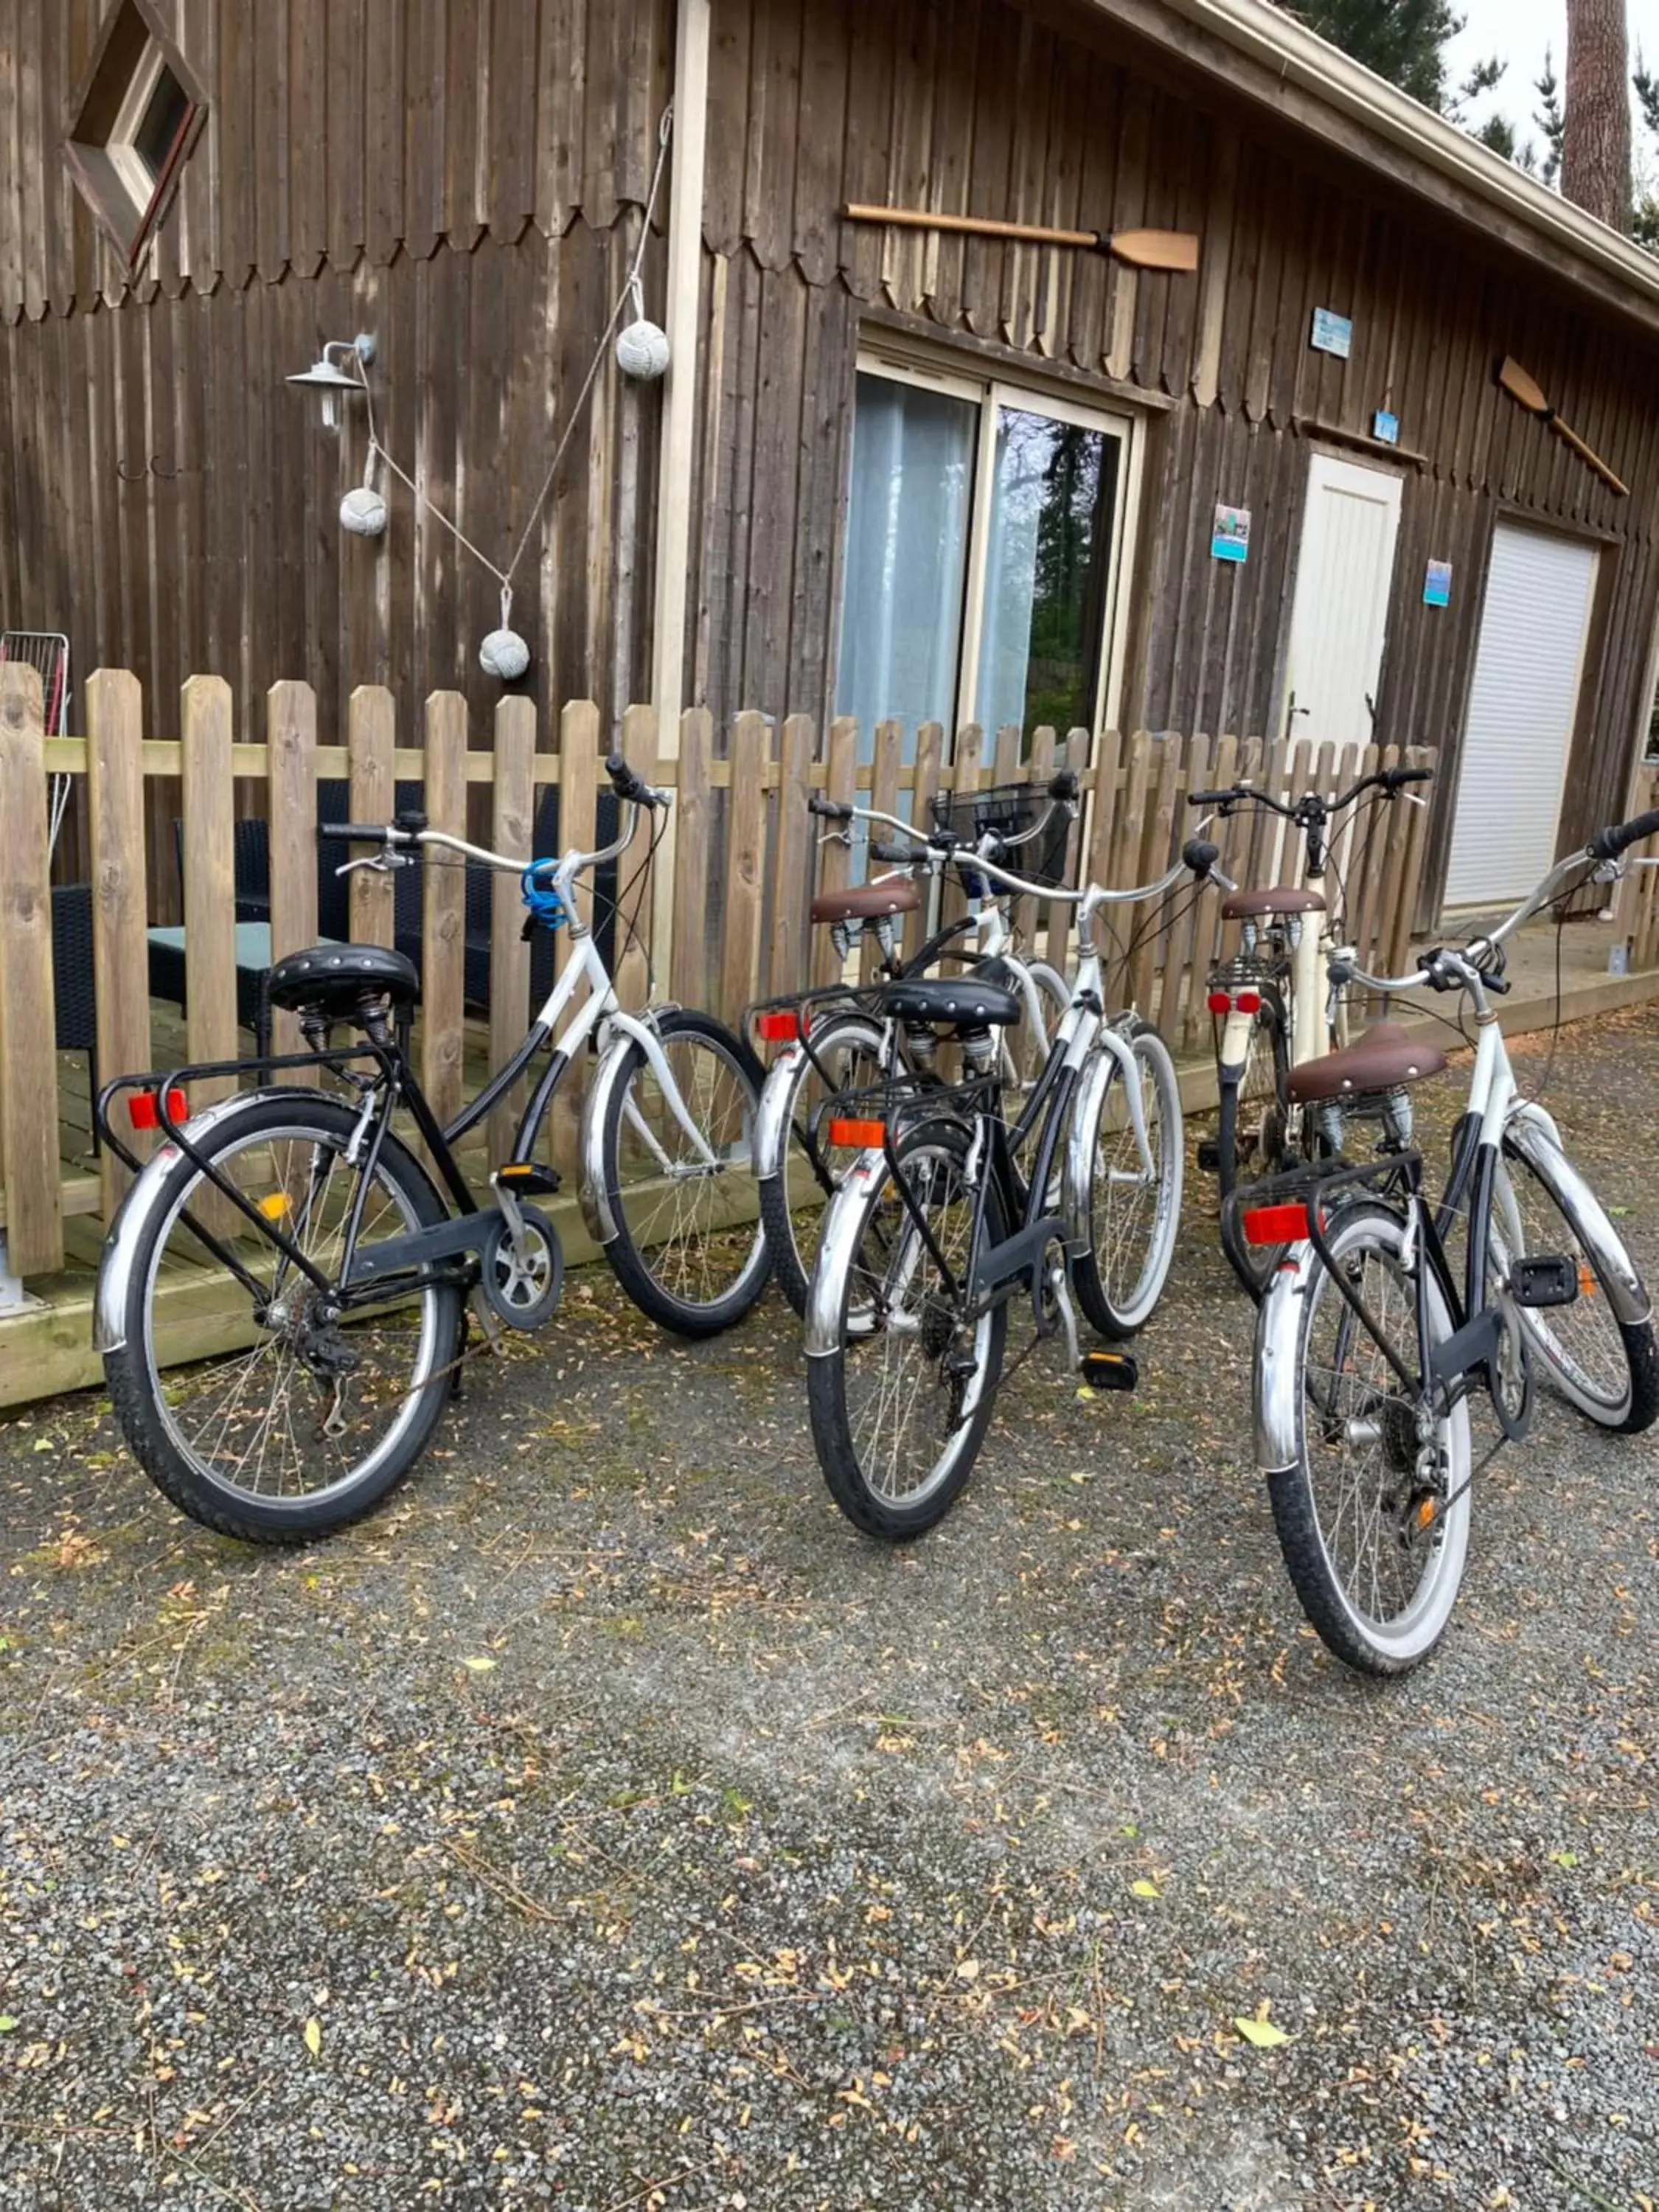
1616;757;1659;971
0;661;1441;1285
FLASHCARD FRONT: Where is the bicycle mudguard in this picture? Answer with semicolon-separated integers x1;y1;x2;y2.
92;1084;343;1354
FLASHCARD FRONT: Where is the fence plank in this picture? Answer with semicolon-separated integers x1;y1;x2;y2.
420;691;468;1134
1015;726;1054;954
1130;734;1181;1017
86;669;153;1216
905;720;945;968
0;665;63;1274
812;717;859;989
940;723;985;949
1086;727;1124;891
348;684;397;946
720;711;769;1028
1184;730;1239;1051
1155;732;1207;1043
180;678;238;1096
268;681;319;1067
551;700;600;1180
671;708;714;1011
862;719;903;982
1348;743;1394;972
767;713;815;998
1385;745;1436;982
1046;728;1089;975
615;703;658;1014
489;695;536;1164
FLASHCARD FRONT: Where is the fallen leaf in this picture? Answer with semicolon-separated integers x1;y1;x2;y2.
303;2017;323;2058
0;2017;17;2033
459;1656;497;1673
1235;2016;1291;2048
1130;1879;1160;1899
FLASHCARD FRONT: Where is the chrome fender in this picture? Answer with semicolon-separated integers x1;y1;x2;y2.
804;1147;888;1359
754;1042;810;1185
93;1085;338;1354
577;1012;720;1246
1504;1105;1650;1327
1253;1241;1314;1476
1061;1029;1142;1253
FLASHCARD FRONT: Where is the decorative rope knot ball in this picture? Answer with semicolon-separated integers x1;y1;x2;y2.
339;485;388;537
616;318;671;381
479;627;531;682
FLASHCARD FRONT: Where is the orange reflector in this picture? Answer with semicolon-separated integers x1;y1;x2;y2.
1416;1498;1437;1530
128;1087;188;1130
1242;1201;1315;1246
1578;1262;1596;1298
1206;990;1231;1015
829;1117;886;1148
755;1009;801;1042
258;1192;291;1222
1234;990;1262;1015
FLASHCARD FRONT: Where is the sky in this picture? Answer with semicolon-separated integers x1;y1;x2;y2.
1447;0;1659;153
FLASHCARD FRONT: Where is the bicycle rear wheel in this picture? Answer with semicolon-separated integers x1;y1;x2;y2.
1265;1200;1471;1674
1492;1139;1659;1433
758;1012;891;1318
1071;1020;1183;1338
805;1122;1007;1539
103;1093;462;1543
597;1008;771;1337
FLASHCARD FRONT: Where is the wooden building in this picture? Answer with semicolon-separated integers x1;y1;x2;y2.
4;0;1659;918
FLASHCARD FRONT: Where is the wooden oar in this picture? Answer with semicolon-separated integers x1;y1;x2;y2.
843;203;1199;273
1497;358;1630;498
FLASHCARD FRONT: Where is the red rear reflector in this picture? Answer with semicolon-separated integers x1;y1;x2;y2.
1234;990;1262;1015
755;1010;801;1041
129;1087;188;1131
1206;990;1231;1015
1243;1202;1315;1246
829;1118;886;1148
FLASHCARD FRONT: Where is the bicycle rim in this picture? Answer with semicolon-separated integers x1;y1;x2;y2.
1078;1028;1182;1332
142;1121;447;1509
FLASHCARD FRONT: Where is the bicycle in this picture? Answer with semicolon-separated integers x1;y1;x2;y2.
92;756;769;1544
802;827;1226;1538
752;773;1077;1315
1234;805;1659;1675
1191;764;1433;1298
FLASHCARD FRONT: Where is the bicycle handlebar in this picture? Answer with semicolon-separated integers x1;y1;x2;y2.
1188;765;1433;820
1589;804;1659;863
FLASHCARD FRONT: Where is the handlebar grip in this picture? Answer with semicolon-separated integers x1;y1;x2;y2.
870;839;928;864
1048;768;1081;802
1588;805;1659;862
318;822;392;843
1181;837;1220;879
1380;767;1433;791
604;753;660;807
394;808;429;834
1188;788;1237;808
807;794;854;822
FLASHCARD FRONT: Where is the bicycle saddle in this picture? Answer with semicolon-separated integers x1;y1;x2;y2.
1287;1021;1446;1105
876;976;1021;1027
1220;886;1327;919
267;943;421;1019
810;879;922;925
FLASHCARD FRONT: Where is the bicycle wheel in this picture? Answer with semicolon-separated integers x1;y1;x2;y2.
1216;1004;1290;1298
805;1121;1008;1539
1491;1140;1659;1433
1070;1020;1183;1338
103;1093;462;1544
997;959;1071;1102
597;1007;771;1337
758;1012;891;1319
1266;1200;1471;1675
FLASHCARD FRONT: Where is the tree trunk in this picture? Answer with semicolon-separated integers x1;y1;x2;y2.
1562;0;1632;234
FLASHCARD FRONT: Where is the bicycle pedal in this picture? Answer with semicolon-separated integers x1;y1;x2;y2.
1078;1350;1138;1393
1196;1139;1222;1175
1510;1254;1581;1309
494;1161;562;1197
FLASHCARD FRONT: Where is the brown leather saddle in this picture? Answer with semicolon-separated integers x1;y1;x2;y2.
1287;1021;1447;1105
1220;886;1327;920
810;879;922;926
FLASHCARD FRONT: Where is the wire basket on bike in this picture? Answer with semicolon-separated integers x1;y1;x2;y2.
930;781;1073;892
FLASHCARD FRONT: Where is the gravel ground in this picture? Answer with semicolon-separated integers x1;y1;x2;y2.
1;1006;1657;2212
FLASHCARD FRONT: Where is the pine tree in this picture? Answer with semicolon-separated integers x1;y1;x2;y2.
1562;0;1633;233
1272;0;1498;116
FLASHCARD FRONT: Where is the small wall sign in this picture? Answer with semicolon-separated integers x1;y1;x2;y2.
1372;409;1401;445
1211;505;1251;563
1310;308;1354;359
1424;560;1453;608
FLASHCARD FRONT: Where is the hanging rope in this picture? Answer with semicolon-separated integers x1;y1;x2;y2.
353;103;675;640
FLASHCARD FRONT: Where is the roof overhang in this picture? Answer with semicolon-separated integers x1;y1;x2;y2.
1079;0;1659;335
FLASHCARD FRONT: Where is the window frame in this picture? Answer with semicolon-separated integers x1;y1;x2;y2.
64;0;206;269
844;335;1144;748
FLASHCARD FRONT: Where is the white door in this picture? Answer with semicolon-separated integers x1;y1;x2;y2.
1282;455;1405;748
1444;523;1599;907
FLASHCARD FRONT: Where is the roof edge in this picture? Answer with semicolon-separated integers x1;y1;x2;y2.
1113;0;1659;313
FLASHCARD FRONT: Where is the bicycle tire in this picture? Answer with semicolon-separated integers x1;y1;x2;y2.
806;1120;1008;1540
759;1011;891;1318
1495;1139;1659;1434
104;1092;462;1544
597;1007;771;1337
1216;1003;1290;1300
1265;1200;1471;1675
1071;1020;1183;1338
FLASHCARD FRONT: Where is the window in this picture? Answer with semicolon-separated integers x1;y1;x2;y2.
66;0;204;265
835;349;1138;759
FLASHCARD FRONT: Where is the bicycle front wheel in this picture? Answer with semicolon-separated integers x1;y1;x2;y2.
1216;1004;1290;1298
1265;1201;1471;1675
103;1093;462;1543
805;1123;1007;1539
597;1008;771;1337
1492;1138;1659;1433
759;1012;892;1318
1070;1020;1183;1338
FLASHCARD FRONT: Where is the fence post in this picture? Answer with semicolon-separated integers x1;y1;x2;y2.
180;677;238;1099
489;696;536;1164
720;711;769;1029
267;681;319;1065
348;685;397;945
0;664;64;1277
421;691;468;1133
907;721;945;967
671;707;714;1012
85;668;153;1217
861;719;903;981
614;703;659;1013
812;717;860;989
767;713;815;998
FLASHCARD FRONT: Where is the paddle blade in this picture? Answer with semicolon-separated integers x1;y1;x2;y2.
1498;356;1549;416
1108;227;1200;273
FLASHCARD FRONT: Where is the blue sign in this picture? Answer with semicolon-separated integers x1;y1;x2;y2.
1310;308;1354;360
1373;410;1401;445
1212;505;1251;564
1425;560;1453;608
